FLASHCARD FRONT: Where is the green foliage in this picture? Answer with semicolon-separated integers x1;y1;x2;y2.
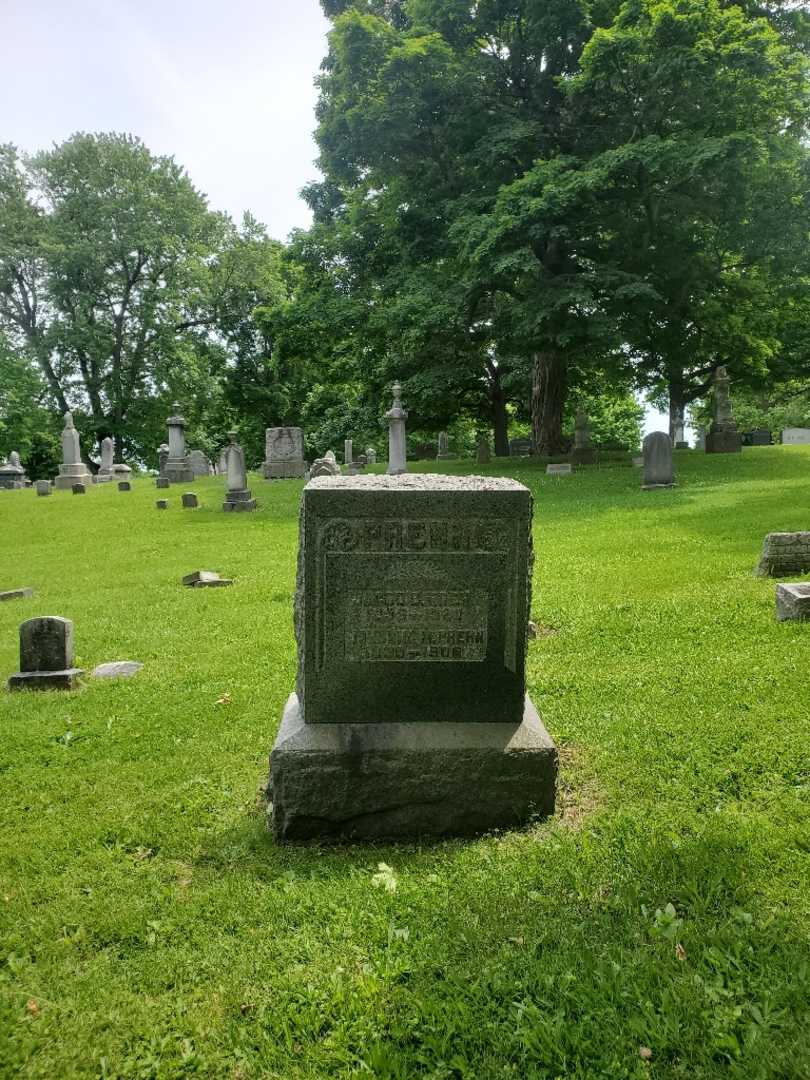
690;378;810;434
2;452;810;1075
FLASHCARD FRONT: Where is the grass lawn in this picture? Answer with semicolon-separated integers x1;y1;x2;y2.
1;448;809;1079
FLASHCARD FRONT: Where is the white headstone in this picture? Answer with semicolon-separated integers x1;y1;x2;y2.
782;428;810;445
385;382;407;475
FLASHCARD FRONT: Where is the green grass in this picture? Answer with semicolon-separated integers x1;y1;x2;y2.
1;449;809;1079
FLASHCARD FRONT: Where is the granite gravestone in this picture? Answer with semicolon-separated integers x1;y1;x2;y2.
385;383;408;475
706;366;741;454
35;480;51;496
156;499;169;509
310;453;341;478
694;426;707;451
8;616;84;690
96;437;115;481
264;427;307;479
188;450;211;478
642;432;675;489
0;455;25;489
437;431;453;460
757;533;810;577
155;476;170;489
546;463;572;476
344;439;353;466
671;406;689;449
158;443;170;476
72;483;86;495
54;413;92;490
570;407;596;465
269;474;557;842
476;438;491;464
509;437;532;457
182;492;199;508
164;404;194;483
222;433;256;512
781;428;810;445
366;447;377;465
776;583;810;621
118;481;131;492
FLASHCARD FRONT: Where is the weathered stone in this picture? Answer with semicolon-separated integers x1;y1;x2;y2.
706;366;741;454
344;439;353;465
269;473;556;841
782;428;810;445
158;443;170;476
72;483;86;495
385;382;407;475
8;616;83;691
366;447;377;465
694;427;706;451
509;437;532;457
632;456;644;467
0;588;33;602
155;476;170;489
546;463;572;476
156;499;169;509
118;481;131;491
310;455;342;478
188;450;212;477
92;660;143;678
223;433;256;512
112;462;132;479
742;429;771;446
757;533;810;577
97;436;115;479
0;451;26;489
642;432;675;489
164;403;194;483
264;427;307;479
436;431;453;460
182;492;199;509
776;583;810;621
476;438;491;464
270;692;556;842
182;570;233;587
53;412;93;490
671;404;687;449
570;407;596;464
35;480;51;496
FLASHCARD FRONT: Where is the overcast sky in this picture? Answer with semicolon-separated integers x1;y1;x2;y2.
3;0;674;436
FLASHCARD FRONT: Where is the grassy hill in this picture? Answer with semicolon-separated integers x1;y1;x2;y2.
1;448;808;1078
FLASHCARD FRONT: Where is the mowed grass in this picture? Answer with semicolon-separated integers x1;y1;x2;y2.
1;450;809;1079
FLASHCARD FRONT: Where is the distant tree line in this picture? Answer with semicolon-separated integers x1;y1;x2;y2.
1;0;808;472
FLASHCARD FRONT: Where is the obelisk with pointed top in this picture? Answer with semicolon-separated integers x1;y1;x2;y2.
385;381;408;475
164;403;195;483
222;432;257;512
53;412;93;489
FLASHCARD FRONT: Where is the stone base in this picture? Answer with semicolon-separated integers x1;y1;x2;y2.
94;473;113;483
570;448;597;465
776;583;810;621
264;460;306;479
223;489;256;512
706;427;741;454
165;460;194;484
54;467;92;490
8;668;84;691
642;482;675;490
269;693;557;842
757;532;810;577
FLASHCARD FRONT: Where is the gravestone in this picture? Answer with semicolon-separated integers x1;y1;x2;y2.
72;483;86;495
781;428;810;445
632;456;644;467
437;431;453;460
264;427;307;479
182;570;233;588
0;452;25;489
158;443;170;476
269;474;557;842
757;533;810;577
642;432;675;489
222;433;256;512
217;449;227;475
96;436;115;481
546;463;572;476
706;367;741;454
509;437;532;457
53;412;92;490
188;450;211;478
776;583;810;621
0;588;33;602
671;405;689;449
182;492;199;509
8;616;84;690
476;438;491;464
118;481;131;491
156;499;169;509
310;453;341;478
366;447;377;465
35;480;51;496
385;382;408;475
742;429;772;446
570;407;596;464
344;439;353;466
92;661;143;678
694;426;706;451
112;461;132;480
155;476;169;489
164;404;194;483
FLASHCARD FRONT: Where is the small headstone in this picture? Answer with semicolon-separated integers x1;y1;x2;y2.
118;481;131;491
182;492;199;509
96;436;115;480
476;438;491;464
310;455;341;478
694;427;706;451
776;583;810;621
365;447;377;465
92;660;143;679
181;570;234;588
509;437;533;457
0;588;33;602
222;433;257;512
0;451;26;489
156;477;170;489
385;381;407;475
264;427;307;478
546;463;572;476
269;474;557;841
35;480;51;496
72;483;86;495
156;499;169;510
757;533;810;577
781;428;810;445
344;438;353;465
641;432;675;489
188;450;211;478
8;616;84;691
436;431;453;460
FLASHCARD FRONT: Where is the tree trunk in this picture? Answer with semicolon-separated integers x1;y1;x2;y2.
531;350;568;455
490;370;510;456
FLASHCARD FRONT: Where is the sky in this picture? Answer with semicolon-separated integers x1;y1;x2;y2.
2;0;675;437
